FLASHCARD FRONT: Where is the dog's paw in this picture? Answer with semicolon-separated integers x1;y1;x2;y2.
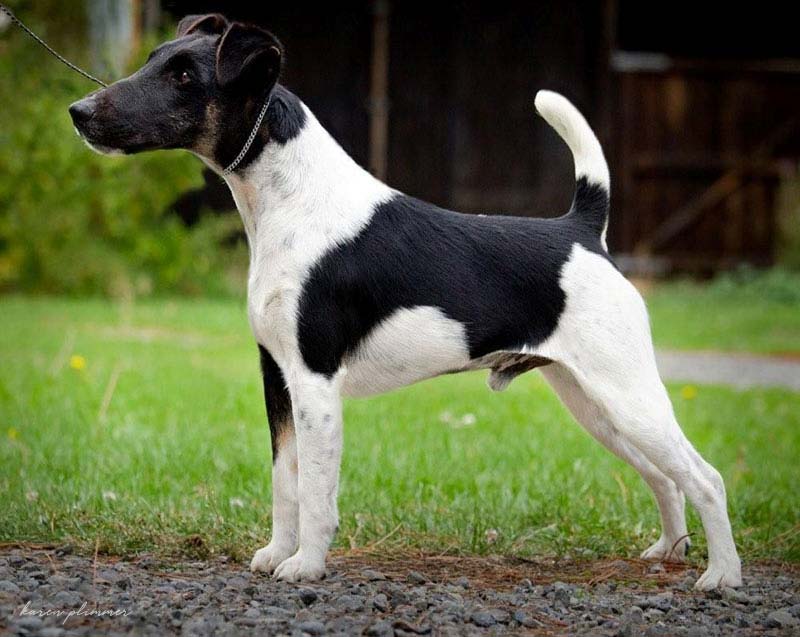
640;535;690;562
250;542;295;574
273;551;325;582
694;558;742;591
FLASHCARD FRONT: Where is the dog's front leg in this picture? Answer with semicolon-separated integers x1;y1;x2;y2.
250;347;299;574
273;369;343;582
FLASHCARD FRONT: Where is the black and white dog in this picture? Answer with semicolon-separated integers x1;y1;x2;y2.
68;14;742;590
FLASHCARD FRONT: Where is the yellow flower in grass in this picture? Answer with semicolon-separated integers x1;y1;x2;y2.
69;355;86;371
7;427;18;441
681;385;698;400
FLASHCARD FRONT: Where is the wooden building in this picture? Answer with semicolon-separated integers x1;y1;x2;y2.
165;0;800;273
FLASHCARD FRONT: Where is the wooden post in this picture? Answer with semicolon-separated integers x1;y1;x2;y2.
142;0;161;34
130;0;142;60
369;0;390;180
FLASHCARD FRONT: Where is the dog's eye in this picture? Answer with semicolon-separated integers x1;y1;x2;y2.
171;67;192;85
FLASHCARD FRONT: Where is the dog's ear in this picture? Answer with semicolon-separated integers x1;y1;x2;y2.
176;14;228;38
216;23;283;91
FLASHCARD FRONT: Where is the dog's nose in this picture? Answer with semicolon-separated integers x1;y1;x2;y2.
69;99;96;125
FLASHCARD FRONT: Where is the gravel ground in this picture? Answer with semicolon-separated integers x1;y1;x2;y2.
1;548;798;636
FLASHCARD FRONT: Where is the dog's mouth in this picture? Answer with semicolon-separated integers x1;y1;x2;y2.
69;99;126;155
71;122;171;156
73;126;126;156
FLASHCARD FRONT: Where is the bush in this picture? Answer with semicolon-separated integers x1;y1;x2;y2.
662;265;800;306
705;265;800;305
0;16;246;298
776;171;800;271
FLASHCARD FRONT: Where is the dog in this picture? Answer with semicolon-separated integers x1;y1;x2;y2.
68;14;742;590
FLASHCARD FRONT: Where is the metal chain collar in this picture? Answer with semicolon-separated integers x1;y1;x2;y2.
221;95;271;177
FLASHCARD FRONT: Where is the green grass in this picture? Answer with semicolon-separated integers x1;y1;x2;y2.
646;273;800;354
1;295;798;564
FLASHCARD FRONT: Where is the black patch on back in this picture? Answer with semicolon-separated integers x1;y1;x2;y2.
569;176;610;235
297;194;612;376
258;345;293;462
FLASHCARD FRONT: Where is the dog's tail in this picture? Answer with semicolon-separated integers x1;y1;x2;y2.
534;90;610;242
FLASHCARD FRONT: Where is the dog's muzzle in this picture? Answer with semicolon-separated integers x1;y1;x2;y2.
67;97;123;155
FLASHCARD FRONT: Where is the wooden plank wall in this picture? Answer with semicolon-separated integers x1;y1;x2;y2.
386;1;608;217
163;1;798;270
612;64;800;269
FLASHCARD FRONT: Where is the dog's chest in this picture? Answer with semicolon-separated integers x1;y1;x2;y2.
245;232;312;367
243;195;376;370
246;230;474;390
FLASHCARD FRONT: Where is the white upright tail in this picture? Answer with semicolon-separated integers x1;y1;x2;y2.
535;90;610;242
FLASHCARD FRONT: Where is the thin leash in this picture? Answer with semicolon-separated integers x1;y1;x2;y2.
1;3;270;175
0;3;107;87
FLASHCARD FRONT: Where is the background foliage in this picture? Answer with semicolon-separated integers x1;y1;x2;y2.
0;6;245;298
1;3;797;300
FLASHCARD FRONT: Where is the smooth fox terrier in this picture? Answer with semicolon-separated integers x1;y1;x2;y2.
69;14;742;590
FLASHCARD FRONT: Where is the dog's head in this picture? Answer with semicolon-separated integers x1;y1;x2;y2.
69;14;285;167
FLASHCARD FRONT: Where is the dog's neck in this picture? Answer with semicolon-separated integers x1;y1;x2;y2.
221;94;393;256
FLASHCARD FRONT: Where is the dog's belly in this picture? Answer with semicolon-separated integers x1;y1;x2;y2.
341;306;472;397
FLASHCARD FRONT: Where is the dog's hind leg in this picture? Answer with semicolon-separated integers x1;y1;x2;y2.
565;363;740;589
251;346;299;574
541;245;741;590
541;363;690;562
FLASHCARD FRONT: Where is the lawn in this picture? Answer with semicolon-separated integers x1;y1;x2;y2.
647;272;800;355
1;295;798;566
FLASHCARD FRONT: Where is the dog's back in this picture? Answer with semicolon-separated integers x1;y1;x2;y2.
294;92;614;396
